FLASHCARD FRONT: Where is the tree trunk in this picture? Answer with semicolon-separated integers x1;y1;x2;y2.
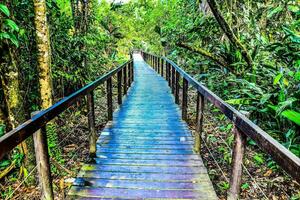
33;0;53;109
206;0;253;70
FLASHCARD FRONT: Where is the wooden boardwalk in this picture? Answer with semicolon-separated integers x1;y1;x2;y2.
68;54;217;199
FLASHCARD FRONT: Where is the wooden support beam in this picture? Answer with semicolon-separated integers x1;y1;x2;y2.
175;71;180;104
123;65;127;95
107;77;113;121
168;63;171;87
87;92;96;157
195;92;204;153
228;126;247;200
182;78;188;121
32;111;54;200
161;59;164;77
117;71;122;105
171;67;175;94
131;61;134;83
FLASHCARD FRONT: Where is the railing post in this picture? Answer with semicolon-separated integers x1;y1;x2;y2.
228;125;247;200
107;77;113;121
128;62;132;86
131;61;134;83
157;58;160;74
168;63;171;86
161;58;164;77
171;66;175;94
117;71;122;105
32;111;54;200
166;62;169;83
182;78;188;120
175;71;180;104
123;65;127;95
195;92;204;153
87;91;97;158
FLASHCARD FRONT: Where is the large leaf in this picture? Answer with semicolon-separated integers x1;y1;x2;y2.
225;98;250;105
267;6;283;18
0;4;10;17
281;110;300;126
5;19;19;32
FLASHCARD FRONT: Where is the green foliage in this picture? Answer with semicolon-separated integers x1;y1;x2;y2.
0;3;19;47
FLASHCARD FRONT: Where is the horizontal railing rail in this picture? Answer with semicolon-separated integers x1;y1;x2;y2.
141;51;300;200
0;58;134;199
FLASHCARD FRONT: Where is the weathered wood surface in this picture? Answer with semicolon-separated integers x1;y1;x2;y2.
141;52;300;183
68;54;217;199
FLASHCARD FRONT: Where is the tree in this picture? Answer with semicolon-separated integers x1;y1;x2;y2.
33;0;53;109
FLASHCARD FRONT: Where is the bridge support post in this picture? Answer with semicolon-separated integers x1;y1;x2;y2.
160;59;164;77
171;66;175;94
182;78;188;121
107;77;113;121
32;111;54;200
175;71;180;104
195;92;204;153
168;63;171;86
131;61;134;83
123;65;127;95
117;71;122;105
228;126;246;200
87;91;97;157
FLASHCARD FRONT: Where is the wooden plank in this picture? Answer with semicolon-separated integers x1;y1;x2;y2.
68;186;215;199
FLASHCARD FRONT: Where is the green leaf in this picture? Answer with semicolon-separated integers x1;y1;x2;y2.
225;98;250;105
253;154;264;165
0;4;10;17
8;33;19;47
273;73;282;85
0;32;10;39
281;110;300;126
267;6;283;18
5;19;19;32
288;5;299;13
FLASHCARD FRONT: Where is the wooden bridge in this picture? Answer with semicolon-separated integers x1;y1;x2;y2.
0;51;299;199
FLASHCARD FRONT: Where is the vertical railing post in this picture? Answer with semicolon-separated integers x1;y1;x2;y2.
171;66;175;94
32;111;54;200
195;92;204;153
168;63;171;86
123;65;127;95
161;58;164;77
228;126;247;200
157;57;159;72
182;78;188;120
107;77;113;121
175;71;180;104
87;91;96;158
131;61;134;83
128;62;132;86
166;62;169;83
117;71;122;105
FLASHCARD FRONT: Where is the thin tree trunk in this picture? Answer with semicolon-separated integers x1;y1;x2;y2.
206;0;253;70
33;0;53;109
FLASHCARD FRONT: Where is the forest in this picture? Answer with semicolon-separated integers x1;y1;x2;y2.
0;0;299;199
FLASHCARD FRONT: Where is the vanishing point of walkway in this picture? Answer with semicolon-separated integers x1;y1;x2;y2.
68;54;217;199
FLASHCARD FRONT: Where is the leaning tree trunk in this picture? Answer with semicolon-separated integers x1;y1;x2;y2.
33;0;53;109
206;0;253;71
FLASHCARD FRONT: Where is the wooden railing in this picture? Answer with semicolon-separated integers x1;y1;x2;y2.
141;51;300;200
0;59;134;199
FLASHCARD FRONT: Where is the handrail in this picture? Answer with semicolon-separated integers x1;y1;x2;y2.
0;59;133;159
141;51;300;199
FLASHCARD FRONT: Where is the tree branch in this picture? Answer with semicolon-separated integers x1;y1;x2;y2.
206;0;253;69
177;42;237;74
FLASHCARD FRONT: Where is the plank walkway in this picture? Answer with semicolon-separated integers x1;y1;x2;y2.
68;54;217;199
